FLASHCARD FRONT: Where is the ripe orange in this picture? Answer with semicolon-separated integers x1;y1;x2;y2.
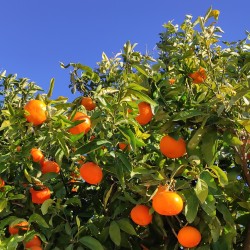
136;102;153;125
189;67;207;84
24;100;47;126
30;186;51;204
130;205;152;226
24;235;42;248
80;162;103;185
177;226;201;248
41;160;60;174
68;112;91;135
160;135;186;158
0;178;5;188
169;78;175;85
30;148;44;163
81;97;96;111
16;146;22;152
152;189;183;216
9;221;29;235
118;142;131;151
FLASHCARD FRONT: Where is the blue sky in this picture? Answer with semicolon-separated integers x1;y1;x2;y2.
1;1;249;101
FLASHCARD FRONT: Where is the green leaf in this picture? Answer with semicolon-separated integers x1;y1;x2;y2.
104;183;114;209
210;165;228;187
183;190;199;223
0;199;7;212
188;126;207;149
133;65;150;77
47;78;55;98
223;131;243;146
8;194;26;200
238;201;250;211
200;171;218;194
41;199;55;215
115;159;125;189
117;219;137;236
118;127;137;151
29;213;49;228
127;83;148;92
76;140;111;155
194;178;208;204
201;195;216;217
126;89;157;107
172;110;205;121
109;221;121;246
209;217;221;242
117;152;132;172
79;236;104;250
201;129;217;166
217;202;235;226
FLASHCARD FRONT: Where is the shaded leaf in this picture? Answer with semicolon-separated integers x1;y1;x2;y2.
79;236;104;250
109;221;121;246
194;178;208;204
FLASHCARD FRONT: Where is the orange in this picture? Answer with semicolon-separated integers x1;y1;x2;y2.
118;142;131;151
68;112;91;135
160;135;186;158
24;100;47;126
24;235;42;248
9;221;29;235
30;186;51;204
16;146;22;152
177;226;201;248
80;162;103;185
169;78;175;85
0;178;5;188
81;97;96;111
152;190;183;216
41;161;60;174
130;205;152;226
30;148;44;163
189;67;207;84
136;102;153;125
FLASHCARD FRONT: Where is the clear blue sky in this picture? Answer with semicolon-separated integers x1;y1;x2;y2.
1;1;249;100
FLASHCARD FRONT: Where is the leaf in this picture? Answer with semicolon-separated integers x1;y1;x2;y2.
76;215;81;228
217;202;235;226
109;221;121;246
115;159;125;189
194;178;208;204
183;190;199;223
210;165;228;187
126;89;157;107
201;129;217;167
0;199;7;213
209;217;221;242
104;183;114;209
223;131;243;146
188;126;207;149
47;78;55;98
0;120;10;131
238;201;250;211
117;219;137;236
79;236;104;250
118;127;136;151
133;65;150;77
76;140;111;155
29;213;49;228
8;194;25;200
201;195;216;217
41;199;55;215
172;110;205;121
117;152;132;172
127;83;148;92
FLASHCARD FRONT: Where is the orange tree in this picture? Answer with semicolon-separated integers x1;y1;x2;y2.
0;8;250;250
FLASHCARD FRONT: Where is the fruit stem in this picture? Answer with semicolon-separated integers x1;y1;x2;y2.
165;217;178;238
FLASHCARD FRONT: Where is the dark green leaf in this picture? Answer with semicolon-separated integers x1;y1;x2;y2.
201;195;216;217
76;140;111;155
194;178;208;204
79;236;104;250
117;219;137;236
117;152;132;172
29;213;49;228
183;190;199;223
172;110;205;121
109;221;121;246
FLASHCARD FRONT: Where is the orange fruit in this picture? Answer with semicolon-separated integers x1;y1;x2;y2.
30;148;44;163
24;100;47;126
169;78;175;85
80;162;103;185
136;102;153;125
16;146;22;152
81;97;96;111
177;226;201;248
189;67;207;84
68;112;91;135
24;235;42;248
9;221;29;235
160;135;186;158
130;205;152;226
30;186;51;204
118;142;131;151
152;189;183;216
41;161;60;174
0;178;5;188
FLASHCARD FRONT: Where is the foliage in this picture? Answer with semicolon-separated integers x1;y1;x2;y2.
0;8;250;250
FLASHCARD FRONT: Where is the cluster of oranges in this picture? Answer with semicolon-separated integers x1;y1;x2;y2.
8;221;42;249
130;185;201;248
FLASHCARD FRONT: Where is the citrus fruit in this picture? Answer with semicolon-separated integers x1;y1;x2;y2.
189;67;207;84
41;160;60;174
9;221;29;235
80;162;103;185
169;78;175;85
152;189;183;216
177;226;201;248
24;100;47;126
16;146;22;152
160;135;186;158
30;186;51;204
30;148;44;163
0;178;5;188
118;142;130;151
68;112;91;135
24;235;42;248
81;97;96;111
130;205;152;226
136;102;153;125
